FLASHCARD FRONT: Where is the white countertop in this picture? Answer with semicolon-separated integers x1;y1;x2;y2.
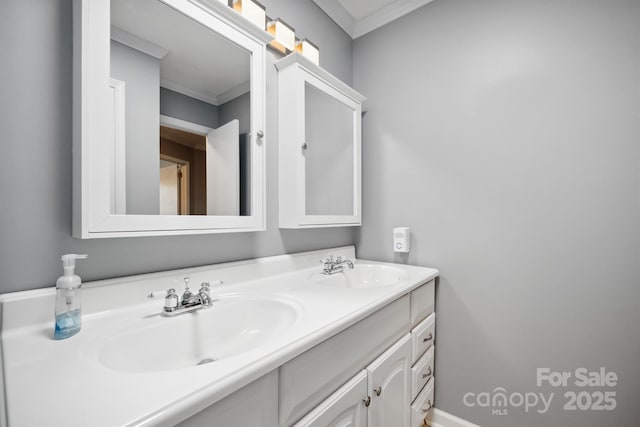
0;246;438;426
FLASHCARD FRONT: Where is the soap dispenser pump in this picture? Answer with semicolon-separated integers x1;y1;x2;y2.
54;254;88;340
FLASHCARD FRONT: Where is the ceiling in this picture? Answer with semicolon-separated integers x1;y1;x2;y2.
111;0;250;106
313;0;435;39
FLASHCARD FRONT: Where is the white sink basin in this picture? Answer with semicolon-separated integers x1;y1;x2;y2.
98;296;299;373
310;264;407;289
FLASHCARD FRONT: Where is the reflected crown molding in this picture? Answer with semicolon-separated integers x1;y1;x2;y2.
160;79;250;106
110;26;169;59
217;81;250;105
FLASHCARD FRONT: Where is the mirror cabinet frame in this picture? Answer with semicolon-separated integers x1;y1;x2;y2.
276;53;366;229
72;0;272;238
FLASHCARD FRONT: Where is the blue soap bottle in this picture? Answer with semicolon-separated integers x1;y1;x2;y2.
54;254;88;340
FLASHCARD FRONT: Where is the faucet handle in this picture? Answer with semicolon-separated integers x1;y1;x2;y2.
198;281;221;307
199;282;211;294
164;288;179;312
182;276;194;300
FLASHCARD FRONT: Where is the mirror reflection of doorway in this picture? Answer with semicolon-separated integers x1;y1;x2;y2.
159;118;249;216
159;157;189;215
160;125;207;215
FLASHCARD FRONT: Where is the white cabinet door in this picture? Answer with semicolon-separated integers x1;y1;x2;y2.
367;334;412;427
293;370;368;427
276;53;366;229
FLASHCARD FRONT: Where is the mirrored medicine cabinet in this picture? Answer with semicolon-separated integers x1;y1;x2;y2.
276;54;366;228
72;0;272;238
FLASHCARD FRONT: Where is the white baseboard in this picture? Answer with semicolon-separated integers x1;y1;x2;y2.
426;408;480;427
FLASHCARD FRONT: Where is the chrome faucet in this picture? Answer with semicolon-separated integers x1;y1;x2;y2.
321;255;355;275
148;277;221;317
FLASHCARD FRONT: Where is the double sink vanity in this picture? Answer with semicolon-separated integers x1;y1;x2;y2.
0;247;438;426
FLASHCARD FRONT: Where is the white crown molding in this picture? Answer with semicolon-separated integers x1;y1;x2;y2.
160;80;250;107
160;79;220;106
217;81;251;105
110;26;169;59
353;0;435;38
312;0;356;36
312;0;434;39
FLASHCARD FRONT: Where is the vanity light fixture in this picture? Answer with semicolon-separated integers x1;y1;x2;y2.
295;38;319;65
267;17;295;54
230;0;266;30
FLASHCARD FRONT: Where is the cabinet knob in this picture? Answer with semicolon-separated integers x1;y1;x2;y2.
374;386;382;396
257;130;264;138
422;333;433;343
421;400;432;414
422;366;432;379
363;396;371;407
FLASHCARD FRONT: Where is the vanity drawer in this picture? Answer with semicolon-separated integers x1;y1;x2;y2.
411;313;435;364
411;345;434;401
279;295;410;426
410;280;435;327
411;378;434;427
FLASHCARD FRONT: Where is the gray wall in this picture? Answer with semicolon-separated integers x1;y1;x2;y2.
160;87;220;129
219;91;250;134
111;40;161;214
354;1;640;426
261;0;353;85
0;0;355;293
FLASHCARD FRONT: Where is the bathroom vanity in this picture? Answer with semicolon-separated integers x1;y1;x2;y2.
0;247;437;426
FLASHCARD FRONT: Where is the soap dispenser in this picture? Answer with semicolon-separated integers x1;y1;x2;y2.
54;254;88;340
